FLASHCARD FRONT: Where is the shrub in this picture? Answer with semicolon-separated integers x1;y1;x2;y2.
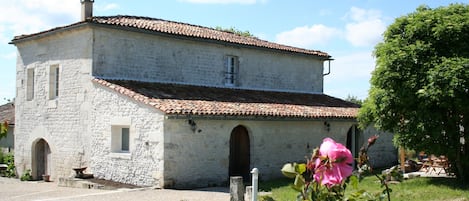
2;153;15;178
20;169;32;181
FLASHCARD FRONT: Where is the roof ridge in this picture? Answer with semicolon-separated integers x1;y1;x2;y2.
91;15;330;57
12;15;331;58
96;15;235;35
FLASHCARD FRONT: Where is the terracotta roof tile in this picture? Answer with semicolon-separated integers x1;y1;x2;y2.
12;15;330;58
93;78;359;119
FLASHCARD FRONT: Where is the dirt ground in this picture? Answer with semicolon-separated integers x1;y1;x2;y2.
0;177;230;201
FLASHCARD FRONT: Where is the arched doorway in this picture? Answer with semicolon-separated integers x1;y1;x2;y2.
32;139;51;180
229;126;250;182
346;125;361;168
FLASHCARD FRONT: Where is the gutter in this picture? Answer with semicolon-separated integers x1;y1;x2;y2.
323;58;334;76
165;114;357;122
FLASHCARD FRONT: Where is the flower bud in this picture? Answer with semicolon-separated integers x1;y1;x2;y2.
367;135;378;147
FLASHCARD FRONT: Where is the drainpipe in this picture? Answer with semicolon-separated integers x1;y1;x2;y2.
323;58;333;76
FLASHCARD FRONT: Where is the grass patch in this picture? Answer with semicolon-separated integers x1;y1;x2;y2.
259;176;469;201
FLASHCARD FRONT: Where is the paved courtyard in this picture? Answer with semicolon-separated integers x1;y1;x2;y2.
0;177;230;201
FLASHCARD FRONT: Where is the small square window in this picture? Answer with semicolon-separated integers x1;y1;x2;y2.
111;126;130;153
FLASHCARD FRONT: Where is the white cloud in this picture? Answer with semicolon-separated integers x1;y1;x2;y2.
0;70;16;105
0;0;79;36
180;0;267;4
346;7;382;22
324;51;375;99
1;52;16;60
328;52;375;80
100;3;120;11
344;7;386;47
275;24;341;49
346;20;385;47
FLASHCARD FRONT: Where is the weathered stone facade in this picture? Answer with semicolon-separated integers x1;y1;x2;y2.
363;126;398;168
11;14;395;188
91;27;324;93
14;27;93;180
162;119;356;188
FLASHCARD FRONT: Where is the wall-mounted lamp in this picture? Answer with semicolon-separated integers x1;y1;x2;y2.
188;118;197;133
324;121;330;132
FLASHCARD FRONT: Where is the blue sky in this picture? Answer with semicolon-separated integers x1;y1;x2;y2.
0;0;466;105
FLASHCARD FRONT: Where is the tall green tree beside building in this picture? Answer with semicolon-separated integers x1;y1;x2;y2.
359;4;469;182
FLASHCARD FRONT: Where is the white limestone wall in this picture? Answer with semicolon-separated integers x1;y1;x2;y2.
363;126;398;168
89;84;165;187
91;27;324;93
163;118;355;188
14;27;94;180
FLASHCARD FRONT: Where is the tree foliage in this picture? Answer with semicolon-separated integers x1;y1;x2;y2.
0;121;7;139
345;95;363;105
358;4;469;182
214;26;255;37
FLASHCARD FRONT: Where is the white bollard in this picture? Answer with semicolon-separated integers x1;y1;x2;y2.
251;168;259;201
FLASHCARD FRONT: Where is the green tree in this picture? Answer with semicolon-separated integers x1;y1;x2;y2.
214;26;255;37
358;4;469;182
0;121;7;139
345;95;363;105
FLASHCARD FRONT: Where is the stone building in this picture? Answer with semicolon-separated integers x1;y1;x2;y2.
10;1;395;188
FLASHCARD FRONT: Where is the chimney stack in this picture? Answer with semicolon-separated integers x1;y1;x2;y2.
81;0;94;21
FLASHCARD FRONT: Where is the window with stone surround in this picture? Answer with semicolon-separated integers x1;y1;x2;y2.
225;55;238;86
111;126;130;153
48;65;60;100
26;68;35;101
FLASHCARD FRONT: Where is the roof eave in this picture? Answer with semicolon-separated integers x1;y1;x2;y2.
165;114;357;121
9;21;89;45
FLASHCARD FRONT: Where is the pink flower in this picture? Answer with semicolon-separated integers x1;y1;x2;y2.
313;138;353;187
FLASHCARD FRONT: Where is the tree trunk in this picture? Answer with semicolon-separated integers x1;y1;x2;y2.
454;146;469;184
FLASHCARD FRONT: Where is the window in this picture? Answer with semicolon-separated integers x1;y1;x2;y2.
49;65;59;100
26;68;35;101
225;56;238;86
121;128;129;151
111;126;130;153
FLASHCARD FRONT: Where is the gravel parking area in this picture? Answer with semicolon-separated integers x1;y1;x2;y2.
0;177;230;201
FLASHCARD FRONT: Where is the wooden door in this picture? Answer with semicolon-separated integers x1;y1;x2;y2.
229;126;250;182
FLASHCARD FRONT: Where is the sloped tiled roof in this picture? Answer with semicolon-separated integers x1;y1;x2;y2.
11;15;330;58
0;103;14;125
93;78;359;119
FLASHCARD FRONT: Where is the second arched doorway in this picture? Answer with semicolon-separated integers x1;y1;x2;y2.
229;125;250;182
346;125;361;168
32;139;51;180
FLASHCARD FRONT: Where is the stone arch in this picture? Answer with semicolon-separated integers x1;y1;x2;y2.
31;138;51;180
346;124;362;162
229;125;250;182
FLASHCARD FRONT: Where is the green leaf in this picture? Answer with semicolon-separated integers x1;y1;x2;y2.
349;175;359;189
0;121;7;139
293;174;305;190
296;163;307;175
281;163;298;178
